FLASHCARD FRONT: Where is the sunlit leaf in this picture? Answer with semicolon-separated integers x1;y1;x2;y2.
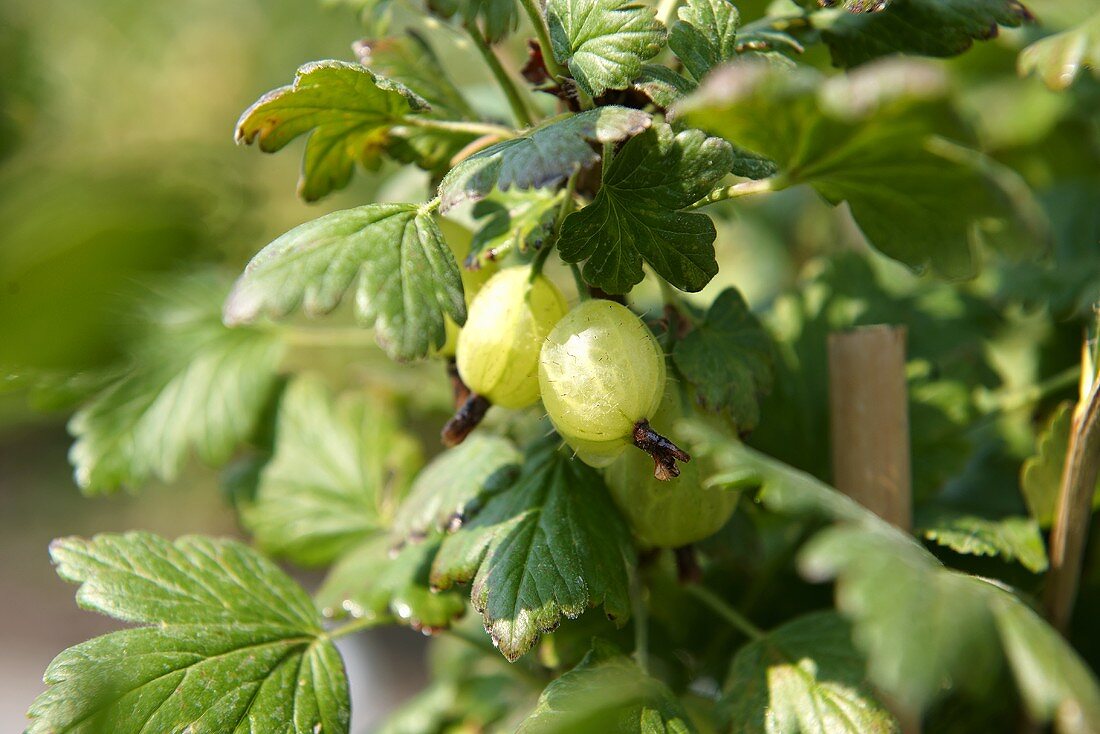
224;203;466;361
27;533;348;734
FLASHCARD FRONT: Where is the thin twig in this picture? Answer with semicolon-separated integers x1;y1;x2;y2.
631;565;650;674
684;584;765;640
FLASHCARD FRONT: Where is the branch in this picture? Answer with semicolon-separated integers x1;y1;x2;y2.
1044;344;1100;634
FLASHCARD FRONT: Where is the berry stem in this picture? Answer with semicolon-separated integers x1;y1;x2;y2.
442;392;491;446
632;419;690;480
674;545;701;584
445;359;471;408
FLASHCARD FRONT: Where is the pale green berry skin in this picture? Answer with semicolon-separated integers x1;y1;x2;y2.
538;299;666;467
434;220;497;359
456;267;568;409
604;391;737;547
605;446;736;547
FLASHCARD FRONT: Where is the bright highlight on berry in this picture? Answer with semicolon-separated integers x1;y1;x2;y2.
538;299;689;479
443;267;568;446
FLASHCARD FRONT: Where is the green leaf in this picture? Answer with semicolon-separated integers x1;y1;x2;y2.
728;144;779;180
426;0;520;42
918;508;1049;573
28;533;348;734
235;60;429;201
681;422;874;525
242;377;421;566
688;422;1100;723
990;592;1100;734
558;123;733;294
437;107;651;211
720;612;896;734
224;203;467;361
675;59;1041;278
467;190;566;269
356;31;475;119
816;0;1032;69
799;524;1005;712
669;0;740;81
317;535;466;632
69;275;284;495
375;632;530;733
546;0;666;98
430;437;634;661
516;640;695;733
355;32;479;172
631;64;697;109
672;288;774;431
392;433;522;544
1019;12;1100;90
1021;401;1100;527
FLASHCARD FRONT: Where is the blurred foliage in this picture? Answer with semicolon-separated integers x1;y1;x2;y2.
3;0;1100;731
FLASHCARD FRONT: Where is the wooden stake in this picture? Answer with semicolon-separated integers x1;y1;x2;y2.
828;325;913;530
828;325;919;733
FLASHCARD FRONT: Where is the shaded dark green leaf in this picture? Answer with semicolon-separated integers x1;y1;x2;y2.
517;641;695;733
817;0;1032;69
431;438;634;661
468;190;566;269
673;288;774;431
631;64;696;109
558;123;733;293
669;0;740;81
392;433;522;543
438;106;651;211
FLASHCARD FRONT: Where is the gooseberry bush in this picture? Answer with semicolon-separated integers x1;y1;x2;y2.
19;0;1100;732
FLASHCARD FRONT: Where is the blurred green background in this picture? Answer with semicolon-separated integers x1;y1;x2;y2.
0;0;443;729
1;0;1098;730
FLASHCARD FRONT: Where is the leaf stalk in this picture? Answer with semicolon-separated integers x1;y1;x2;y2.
464;21;536;128
400;116;515;139
684;175;787;210
518;0;569;82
